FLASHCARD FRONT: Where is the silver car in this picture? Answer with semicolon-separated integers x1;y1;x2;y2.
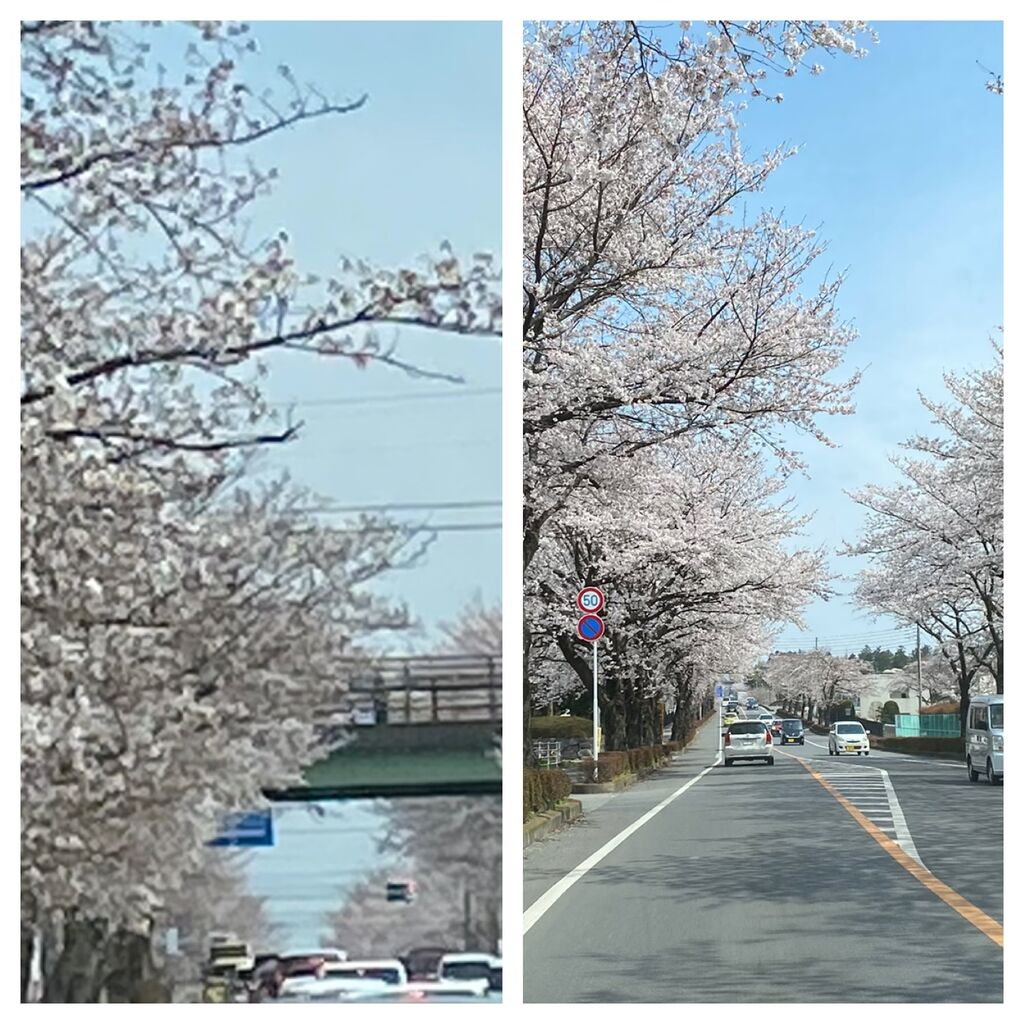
723;721;775;766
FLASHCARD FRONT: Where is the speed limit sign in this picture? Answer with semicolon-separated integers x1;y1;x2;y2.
576;587;605;613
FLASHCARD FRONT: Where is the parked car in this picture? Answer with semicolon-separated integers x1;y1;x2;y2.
966;694;1003;785
723;721;775;766
779;719;804;745
828;721;870;756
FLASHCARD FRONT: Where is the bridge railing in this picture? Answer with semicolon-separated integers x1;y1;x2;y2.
320;654;502;726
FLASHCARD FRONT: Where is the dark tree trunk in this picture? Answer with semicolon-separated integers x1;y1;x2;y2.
43;916;108;1003
103;929;166;1002
21;923;33;1002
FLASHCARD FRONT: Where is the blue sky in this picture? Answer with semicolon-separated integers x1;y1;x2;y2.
185;21;500;945
172;21;503;648
721;21;1003;654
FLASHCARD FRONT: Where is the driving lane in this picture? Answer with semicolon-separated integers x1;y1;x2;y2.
524;716;1002;1003
798;735;1003;921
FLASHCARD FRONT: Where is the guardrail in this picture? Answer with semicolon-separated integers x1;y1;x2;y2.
320;654;502;726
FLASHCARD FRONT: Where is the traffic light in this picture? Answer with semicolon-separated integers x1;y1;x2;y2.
386;880;416;904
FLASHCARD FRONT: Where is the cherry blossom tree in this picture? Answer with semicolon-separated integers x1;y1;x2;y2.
437;595;502;656
526;432;830;749
846;344;1003;733
765;650;871;723
522;20;875;753
22;20;499;1001
322;796;501;956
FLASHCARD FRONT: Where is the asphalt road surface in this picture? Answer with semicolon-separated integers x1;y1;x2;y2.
524;707;1003;1003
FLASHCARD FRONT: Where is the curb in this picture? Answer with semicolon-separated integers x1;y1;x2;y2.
523;798;583;848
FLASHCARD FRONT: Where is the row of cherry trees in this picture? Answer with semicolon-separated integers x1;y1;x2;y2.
324;600;502;956
21;21;499;1000
846;344;1003;734
522;20;876;756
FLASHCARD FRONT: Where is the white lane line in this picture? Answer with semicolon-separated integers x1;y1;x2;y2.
523;756;721;934
881;768;922;864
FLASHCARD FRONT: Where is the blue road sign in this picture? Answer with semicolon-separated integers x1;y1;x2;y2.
576;613;605;642
715;685;724;698
208;810;274;848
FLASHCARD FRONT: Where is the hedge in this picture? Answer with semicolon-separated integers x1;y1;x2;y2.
871;736;964;757
529;715;594;739
578;745;675;783
523;768;573;821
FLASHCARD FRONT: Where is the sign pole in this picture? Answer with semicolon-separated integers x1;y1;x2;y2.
575;587;606;783
592;639;599;781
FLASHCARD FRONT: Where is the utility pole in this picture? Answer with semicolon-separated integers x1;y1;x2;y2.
916;623;923;718
463;889;472;950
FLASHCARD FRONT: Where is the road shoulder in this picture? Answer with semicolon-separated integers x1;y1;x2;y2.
523;716;720;911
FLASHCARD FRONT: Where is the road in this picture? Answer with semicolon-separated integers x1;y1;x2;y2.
524;705;1003;1003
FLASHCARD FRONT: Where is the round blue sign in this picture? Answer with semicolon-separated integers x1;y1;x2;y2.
577;613;605;642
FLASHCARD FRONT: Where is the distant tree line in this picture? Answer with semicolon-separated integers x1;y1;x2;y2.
847;645;932;673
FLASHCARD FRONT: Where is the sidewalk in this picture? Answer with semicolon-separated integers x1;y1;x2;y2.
523;716;721;911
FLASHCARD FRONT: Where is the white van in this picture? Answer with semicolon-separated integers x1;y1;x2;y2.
966;694;1003;785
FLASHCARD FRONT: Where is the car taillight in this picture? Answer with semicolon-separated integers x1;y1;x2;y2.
765;731;772;744
724;733;731;745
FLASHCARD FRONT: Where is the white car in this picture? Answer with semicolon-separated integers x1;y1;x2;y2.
723;721;774;766
828;721;870;756
277;978;392;1001
321;959;406;985
966;694;1003;785
438;952;500;983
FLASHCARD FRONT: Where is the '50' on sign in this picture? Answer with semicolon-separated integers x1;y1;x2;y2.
576;587;605;613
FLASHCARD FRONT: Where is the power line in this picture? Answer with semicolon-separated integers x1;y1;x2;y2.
320;522;501;534
300;499;501;514
771;629;917;649
773;625;917;643
264;387;500;409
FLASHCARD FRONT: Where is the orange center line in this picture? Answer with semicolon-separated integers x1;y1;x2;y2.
781;750;1003;947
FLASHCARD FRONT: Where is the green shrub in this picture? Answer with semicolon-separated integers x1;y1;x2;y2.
523;768;573;821
880;700;901;725
529;715;593;739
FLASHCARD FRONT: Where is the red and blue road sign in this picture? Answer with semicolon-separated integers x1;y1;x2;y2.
576;587;605;613
577;613;605;642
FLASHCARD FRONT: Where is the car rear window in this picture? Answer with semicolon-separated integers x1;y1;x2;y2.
729;722;768;735
331;967;402;984
443;962;491;980
836;724;865;735
781;721;802;732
